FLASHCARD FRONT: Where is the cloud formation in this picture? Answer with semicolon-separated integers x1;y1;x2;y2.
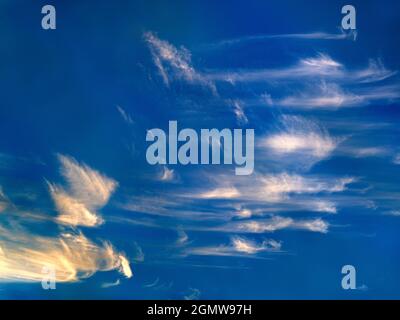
260;173;354;201
186;236;282;257
49;155;117;227
0;228;131;282
262;115;339;163
207;30;357;48
0;156;132;283
207;54;395;85
227;216;329;234
144;31;216;93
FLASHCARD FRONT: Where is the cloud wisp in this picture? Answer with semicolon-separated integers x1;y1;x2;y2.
0;226;131;282
144;31;216;94
207;54;396;85
49;155;117;227
205;30;358;49
261;115;339;168
185;236;282;258
0;156;132;283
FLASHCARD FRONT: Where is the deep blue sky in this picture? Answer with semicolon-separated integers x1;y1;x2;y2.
0;0;400;299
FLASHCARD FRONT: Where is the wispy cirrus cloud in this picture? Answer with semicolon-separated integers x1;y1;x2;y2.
275;81;400;109
206;30;357;49
342;147;390;158
276;82;363;109
260;173;354;201
49;155;117;227
261;115;339;167
0;228;131;282
185;236;282;257
144;31;216;94
176;229;189;246
207;54;396;85
116;105;134;125
214;216;329;234
0;157;132;283
197;187;241;199
101;279;121;288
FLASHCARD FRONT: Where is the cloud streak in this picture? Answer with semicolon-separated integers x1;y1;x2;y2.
206;30;357;48
185;236;282;257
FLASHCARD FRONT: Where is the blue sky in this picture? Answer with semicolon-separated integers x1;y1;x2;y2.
0;0;400;299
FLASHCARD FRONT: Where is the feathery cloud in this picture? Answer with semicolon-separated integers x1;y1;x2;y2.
260;173;354;201
262;115;339;161
49;155;117;227
144;31;216;93
0;228;132;282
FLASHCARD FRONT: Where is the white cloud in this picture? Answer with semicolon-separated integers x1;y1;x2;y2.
260;173;354;201
277;82;363;109
232;100;248;124
231;216;328;233
232;236;281;254
207;54;395;85
263;115;338;159
49;155;117;227
144;31;216;93
345;147;389;158
209;30;357;48
101;279;121;288
197;187;241;199
208;54;343;82
176;229;189;245
309;200;337;214
116;105;134;124
355;59;397;83
186;236;282;257
236;208;252;218
294;218;329;233
160;166;175;181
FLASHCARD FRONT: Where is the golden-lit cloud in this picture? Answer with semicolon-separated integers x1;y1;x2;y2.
0;155;132;283
0;228;132;282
